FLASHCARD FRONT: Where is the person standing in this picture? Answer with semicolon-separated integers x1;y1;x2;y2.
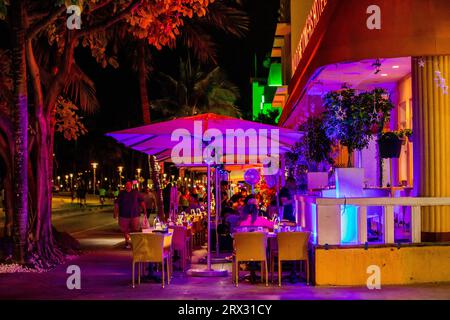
114;181;146;249
141;187;156;218
77;183;87;208
279;177;297;222
179;187;190;212
99;186;106;208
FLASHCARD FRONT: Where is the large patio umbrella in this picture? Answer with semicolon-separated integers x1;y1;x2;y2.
106;113;301;276
106;113;300;162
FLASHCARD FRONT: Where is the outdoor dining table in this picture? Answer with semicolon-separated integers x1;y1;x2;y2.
230;226;307;283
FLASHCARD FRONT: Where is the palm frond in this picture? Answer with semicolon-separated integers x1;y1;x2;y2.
206;103;242;118
180;23;217;65
202;1;250;38
150;99;180;116
155;72;183;93
208;87;239;106
193;66;222;93
63;63;99;114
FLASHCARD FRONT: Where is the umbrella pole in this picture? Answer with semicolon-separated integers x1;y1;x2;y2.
187;162;227;277
215;167;220;256
276;168;280;217
207;162;212;271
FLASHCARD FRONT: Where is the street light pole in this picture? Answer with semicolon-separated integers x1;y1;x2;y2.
69;173;73;191
136;168;142;189
91;162;98;194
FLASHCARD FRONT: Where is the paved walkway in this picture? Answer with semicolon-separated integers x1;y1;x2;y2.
1;205;450;299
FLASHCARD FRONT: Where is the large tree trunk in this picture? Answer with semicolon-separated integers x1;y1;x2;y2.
10;0;29;264
25;31;66;267
0;120;14;240
138;41;151;125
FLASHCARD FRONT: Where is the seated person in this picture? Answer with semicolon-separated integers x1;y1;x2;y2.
238;198;274;231
267;198;279;220
188;193;200;212
224;208;241;233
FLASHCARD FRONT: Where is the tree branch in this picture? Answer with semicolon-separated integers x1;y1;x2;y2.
76;0;141;39
44;30;76;115
26;5;66;40
90;0;114;13
0;81;14;107
0;111;14;145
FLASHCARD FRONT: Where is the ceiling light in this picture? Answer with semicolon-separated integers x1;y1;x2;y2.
392;65;400;69
381;74;388;77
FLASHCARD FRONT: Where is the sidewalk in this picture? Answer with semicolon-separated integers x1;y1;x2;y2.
1;222;450;299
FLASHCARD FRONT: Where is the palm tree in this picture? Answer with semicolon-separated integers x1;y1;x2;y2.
180;0;250;64
9;0;28;264
135;0;249;124
151;57;242;118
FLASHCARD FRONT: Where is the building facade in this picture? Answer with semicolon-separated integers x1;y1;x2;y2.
269;0;450;242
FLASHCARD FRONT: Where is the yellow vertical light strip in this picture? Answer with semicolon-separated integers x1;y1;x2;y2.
426;58;434;231
443;56;450;231
431;56;438;231
414;56;450;236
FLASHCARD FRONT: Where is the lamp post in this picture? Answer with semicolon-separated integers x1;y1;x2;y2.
69;173;73;191
91;162;98;194
118;166;123;188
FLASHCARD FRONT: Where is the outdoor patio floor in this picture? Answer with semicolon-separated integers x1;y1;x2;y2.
1;223;450;300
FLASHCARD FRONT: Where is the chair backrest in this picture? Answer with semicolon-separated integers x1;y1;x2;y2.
164;232;173;252
192;220;202;232
233;232;267;261
277;231;310;261
170;226;187;249
130;233;165;263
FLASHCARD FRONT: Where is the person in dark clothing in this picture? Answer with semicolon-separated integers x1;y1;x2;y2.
279;177;297;222
77;184;87;208
114;181;146;249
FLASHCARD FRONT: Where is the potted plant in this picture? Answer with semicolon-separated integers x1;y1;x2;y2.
285;116;334;190
323;88;394;167
323;87;394;191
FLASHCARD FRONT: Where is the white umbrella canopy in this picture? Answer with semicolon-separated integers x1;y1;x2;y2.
106;113;301;164
106;113;302;276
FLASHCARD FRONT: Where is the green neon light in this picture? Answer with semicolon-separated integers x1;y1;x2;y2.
268;63;282;87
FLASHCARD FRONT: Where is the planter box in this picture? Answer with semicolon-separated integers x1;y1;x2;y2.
335;168;365;198
307;172;329;190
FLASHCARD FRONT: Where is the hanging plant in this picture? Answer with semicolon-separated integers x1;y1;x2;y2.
378;132;402;158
